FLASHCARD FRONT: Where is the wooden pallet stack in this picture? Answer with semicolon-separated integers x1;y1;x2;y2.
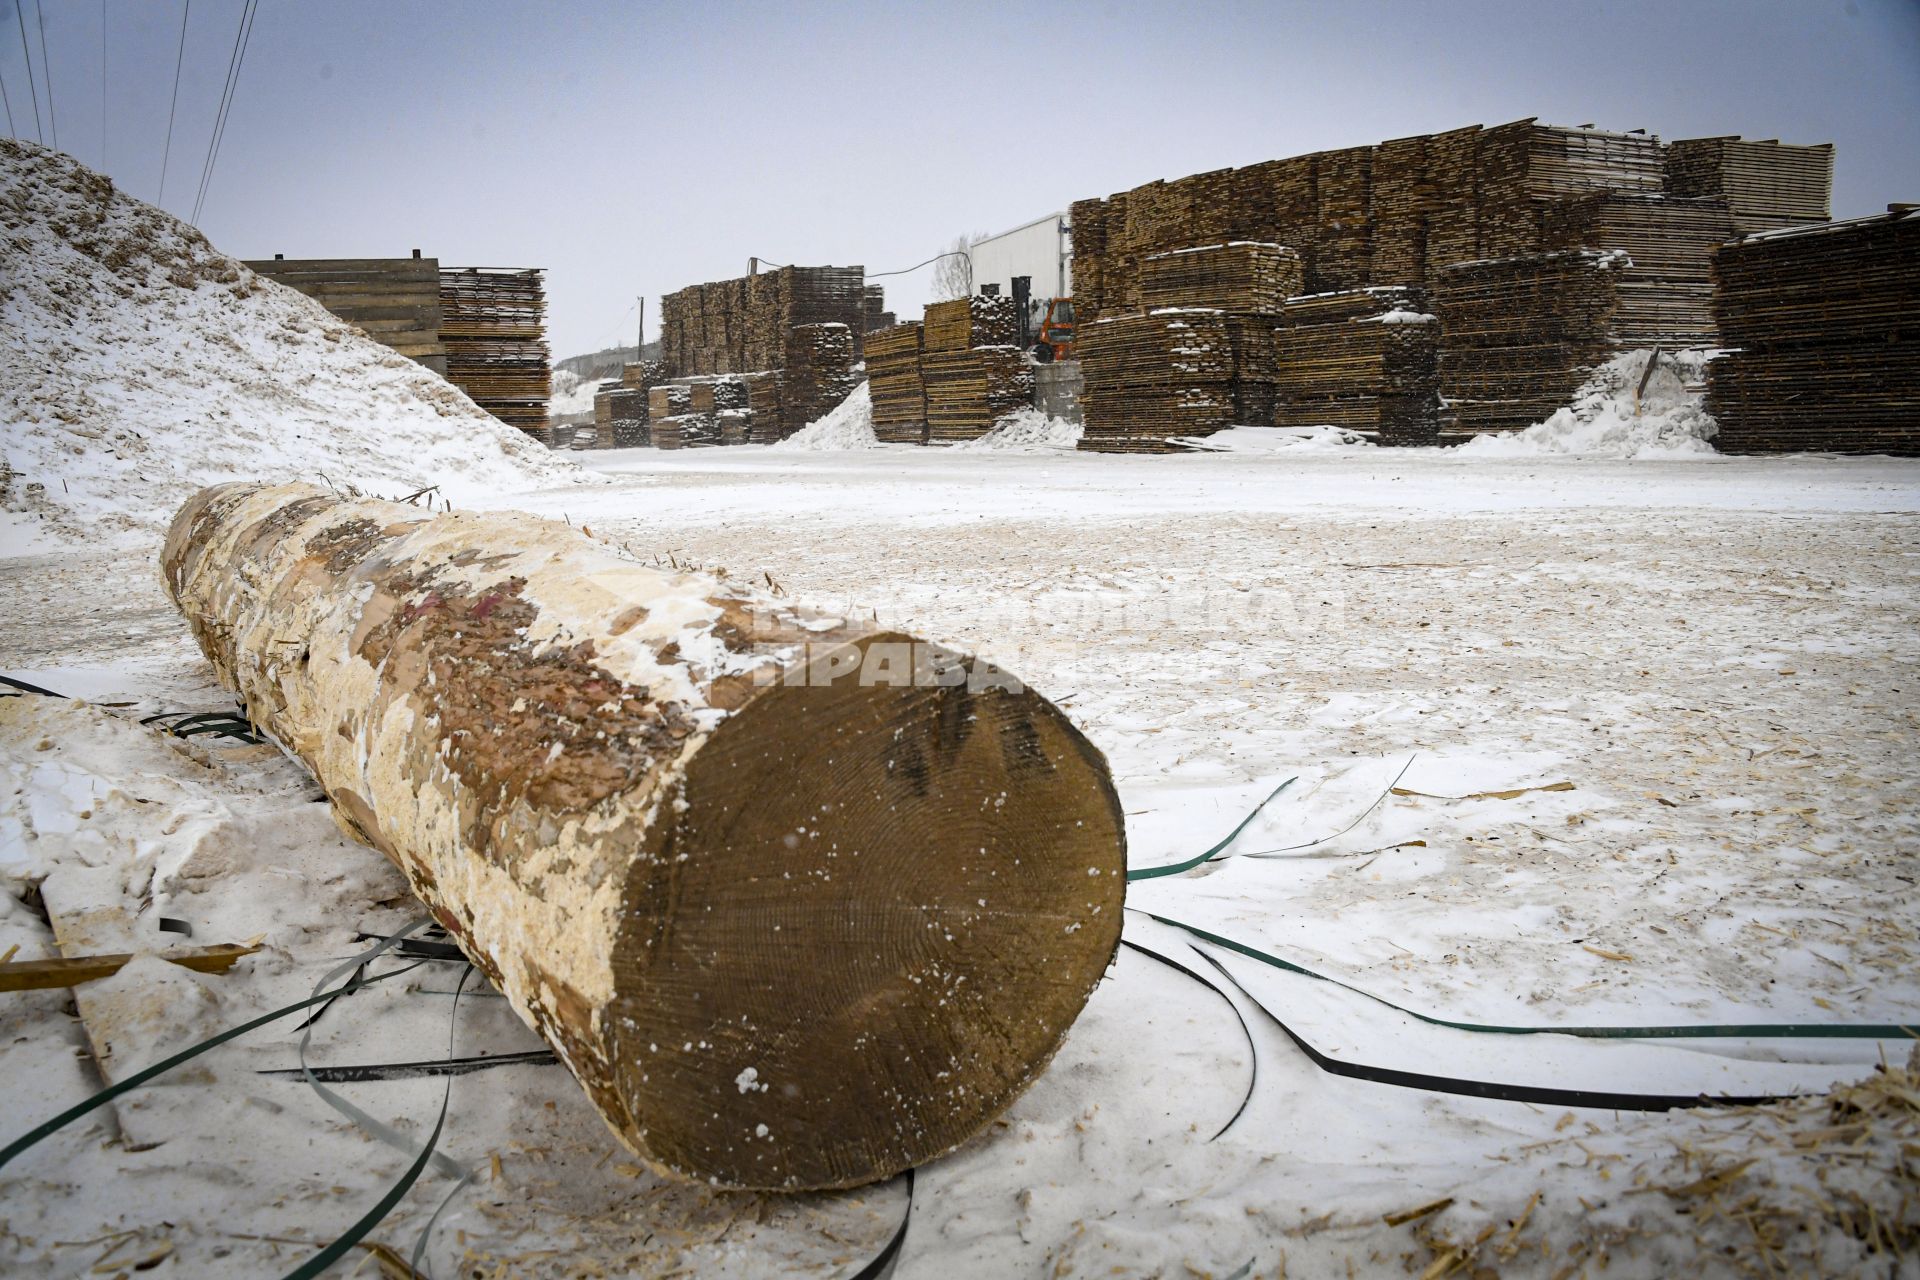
1667;138;1834;233
867;322;928;444
1434;251;1627;435
1539;192;1733;347
1706;212;1920;455
438;268;550;434
1077;310;1237;451
924;295;1019;353
782;323;859;434
1138;243;1303;313
923;346;1032;442
1272;288;1440;443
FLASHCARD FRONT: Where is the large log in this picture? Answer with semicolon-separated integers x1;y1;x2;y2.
161;482;1126;1191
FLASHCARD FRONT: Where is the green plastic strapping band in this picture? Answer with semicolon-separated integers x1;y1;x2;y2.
1125;777;1297;881
1151;913;1917;1042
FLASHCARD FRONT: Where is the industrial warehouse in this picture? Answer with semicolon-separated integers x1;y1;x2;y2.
1;4;1918;1279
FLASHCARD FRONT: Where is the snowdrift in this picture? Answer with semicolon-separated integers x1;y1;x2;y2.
1456;349;1721;459
0;140;577;548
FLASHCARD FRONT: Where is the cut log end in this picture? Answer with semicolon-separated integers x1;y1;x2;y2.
161;482;1127;1192
613;640;1126;1188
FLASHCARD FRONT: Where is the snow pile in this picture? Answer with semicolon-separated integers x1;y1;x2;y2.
0;141;578;548
954;407;1082;452
1457;349;1721;459
773;381;877;451
1174;424;1374;453
547;366;601;418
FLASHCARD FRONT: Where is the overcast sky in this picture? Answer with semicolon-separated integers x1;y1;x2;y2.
5;0;1918;356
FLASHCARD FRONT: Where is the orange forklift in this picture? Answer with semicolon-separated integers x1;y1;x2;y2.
1010;275;1074;362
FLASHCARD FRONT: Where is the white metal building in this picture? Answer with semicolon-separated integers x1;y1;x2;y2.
968;213;1072;329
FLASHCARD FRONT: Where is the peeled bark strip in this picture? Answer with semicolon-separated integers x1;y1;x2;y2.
161;482;1125;1190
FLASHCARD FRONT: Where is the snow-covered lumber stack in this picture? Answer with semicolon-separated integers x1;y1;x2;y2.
1434;250;1626;435
1273;288;1440;444
1707;211;1920;455
922;346;1031;442
782;323;858;435
162;482;1126;1192
867;322;928;444
660;265;866;377
1077;310;1236;451
741;371;787;444
1138;242;1303;314
923;295;1019;353
1667;138;1834;234
438;268;550;435
1539;192;1733;347
863;284;893;332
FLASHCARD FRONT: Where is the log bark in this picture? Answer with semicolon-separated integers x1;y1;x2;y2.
161;481;1126;1191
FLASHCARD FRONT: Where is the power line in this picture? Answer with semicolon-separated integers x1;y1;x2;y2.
13;0;41;142
158;0;187;204
0;45;15;137
190;0;254;225
31;0;52;148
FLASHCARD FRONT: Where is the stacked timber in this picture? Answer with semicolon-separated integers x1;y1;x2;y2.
650;414;719;450
1138;243;1303;314
1540;193;1733;347
863;285;894;333
867;322;928;444
923;347;1032;443
1273;288;1440;444
660;265;866;377
609;388;649;448
1668;138;1834;233
1707;212;1920;455
592;381;618;449
924;295;1019;353
1311;146;1375;293
1068;198;1109;321
1434;251;1627;435
741;371;787;444
241;255;447;374
439;268;550;434
1077;310;1236;452
647;384;692;448
783;323;859;434
718;409;752;446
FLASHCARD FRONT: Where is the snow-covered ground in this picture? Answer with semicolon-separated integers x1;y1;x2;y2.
3;141;1918;1278
4;442;1917;1277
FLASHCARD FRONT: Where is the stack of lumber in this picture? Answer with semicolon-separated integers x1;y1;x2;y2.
1311;146;1375;293
609;388;649;448
924;295;1019;353
1707;212;1920;455
660;265;866;377
1068;198;1110;320
1540;193;1733;346
649;413;719;450
647;384;692;448
782;323;859;433
1668;138;1834;233
241;255;447;373
740;371;787;444
622;360;666;391
1225;314;1281;427
867;322;928;444
439;268;550;434
1273;288;1440;443
1077;310;1236;452
863;285;895;332
1435;251;1626;435
923;347;1032;443
718;409;752;445
1138;242;1302;313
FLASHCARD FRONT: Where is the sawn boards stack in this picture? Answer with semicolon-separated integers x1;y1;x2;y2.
1273;288;1440;444
1667;138;1835;234
1077;311;1236;451
439;268;550;434
1138;243;1302;314
867;322;928;444
1707;212;1920;455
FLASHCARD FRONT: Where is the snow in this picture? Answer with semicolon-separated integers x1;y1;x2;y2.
1175;424;1373;453
1456;348;1722;459
546;366;602;418
770;381;877;451
0;140;579;551
9;438;1917;1275
953;406;1082;452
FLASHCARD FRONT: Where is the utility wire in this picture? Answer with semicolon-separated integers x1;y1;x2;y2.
190;0;254;225
12;0;41;142
0;45;15;136
31;0;51;147
157;0;187;204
